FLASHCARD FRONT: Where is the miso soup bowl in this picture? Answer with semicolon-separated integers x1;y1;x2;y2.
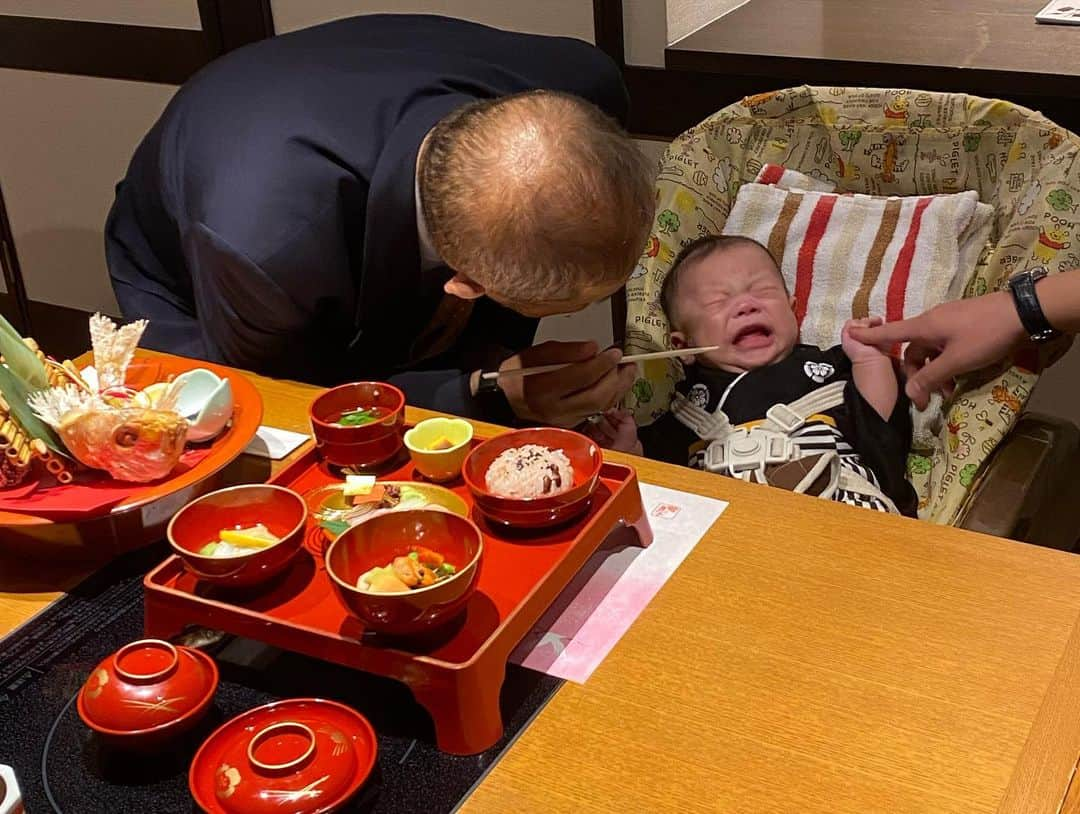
325;508;483;635
309;382;406;468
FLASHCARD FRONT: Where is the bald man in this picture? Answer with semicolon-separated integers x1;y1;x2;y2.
105;14;655;426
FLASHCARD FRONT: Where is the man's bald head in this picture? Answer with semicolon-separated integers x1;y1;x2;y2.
419;90;655;314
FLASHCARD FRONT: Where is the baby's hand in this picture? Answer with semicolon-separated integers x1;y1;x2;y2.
842;317;889;364
582;409;643;456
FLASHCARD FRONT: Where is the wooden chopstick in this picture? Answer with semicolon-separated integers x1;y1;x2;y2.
480;346;719;381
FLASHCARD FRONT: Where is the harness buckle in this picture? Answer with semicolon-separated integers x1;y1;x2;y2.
766;403;805;434
705;427;796;475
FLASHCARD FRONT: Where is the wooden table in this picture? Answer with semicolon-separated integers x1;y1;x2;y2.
666;0;1080;133
5;352;1080;812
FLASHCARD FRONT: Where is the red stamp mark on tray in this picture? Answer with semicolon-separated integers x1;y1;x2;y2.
651;503;681;520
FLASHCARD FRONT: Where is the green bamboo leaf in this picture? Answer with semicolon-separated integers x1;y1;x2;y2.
0;313;48;391
0;365;70;459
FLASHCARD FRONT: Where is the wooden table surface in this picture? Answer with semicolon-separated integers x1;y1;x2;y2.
5;352;1080;812
667;0;1080;106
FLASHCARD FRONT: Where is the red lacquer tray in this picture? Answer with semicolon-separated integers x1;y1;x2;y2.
143;432;652;755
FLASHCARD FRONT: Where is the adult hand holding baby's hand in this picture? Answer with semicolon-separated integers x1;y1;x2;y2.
498;341;638;428
842;317;888;364
847;293;1028;410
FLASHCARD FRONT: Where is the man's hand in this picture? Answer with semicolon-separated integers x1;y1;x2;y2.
841;317;887;364
497;340;637;428
847;292;1026;410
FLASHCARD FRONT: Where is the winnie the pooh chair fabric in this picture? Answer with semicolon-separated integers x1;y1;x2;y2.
626;86;1079;524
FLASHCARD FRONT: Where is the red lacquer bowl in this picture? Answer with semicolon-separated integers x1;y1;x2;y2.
168;485;307;588
325;508;483;635
189;698;377;814
77;638;219;748
309;382;405;468
462;427;602;528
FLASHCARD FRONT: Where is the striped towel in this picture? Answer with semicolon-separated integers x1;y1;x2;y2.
724;165;993;351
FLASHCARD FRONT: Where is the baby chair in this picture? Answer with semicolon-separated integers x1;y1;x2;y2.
624;86;1080;547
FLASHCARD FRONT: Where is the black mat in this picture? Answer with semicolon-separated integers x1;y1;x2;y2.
0;545;562;813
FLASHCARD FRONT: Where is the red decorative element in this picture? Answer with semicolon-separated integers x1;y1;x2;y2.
758;164;786;185
0;352;263;559
144;430;653;755
189;699;377;814
461;428;602;529
168;484;308;588
309;382;405;468
651;503;681;519
77;638;218;748
325;508;482;635
794;195;837;327
886;196;932;356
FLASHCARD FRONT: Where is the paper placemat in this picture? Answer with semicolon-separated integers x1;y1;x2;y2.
511;482;727;683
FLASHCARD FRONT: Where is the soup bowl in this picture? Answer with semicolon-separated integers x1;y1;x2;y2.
77;638;219;749
309;382;406;468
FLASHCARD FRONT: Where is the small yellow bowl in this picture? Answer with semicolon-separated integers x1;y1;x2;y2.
403;417;474;482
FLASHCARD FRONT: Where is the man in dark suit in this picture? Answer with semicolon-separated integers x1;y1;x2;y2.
105;14;655;426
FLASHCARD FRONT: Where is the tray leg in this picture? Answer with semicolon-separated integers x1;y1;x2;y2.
409;652;507;756
612;473;654;548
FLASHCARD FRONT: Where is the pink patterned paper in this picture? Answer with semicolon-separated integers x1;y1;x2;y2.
510;483;727;683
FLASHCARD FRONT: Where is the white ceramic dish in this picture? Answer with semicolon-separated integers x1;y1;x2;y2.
173;368;234;442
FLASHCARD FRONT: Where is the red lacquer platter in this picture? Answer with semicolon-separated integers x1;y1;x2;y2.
0;351;263;558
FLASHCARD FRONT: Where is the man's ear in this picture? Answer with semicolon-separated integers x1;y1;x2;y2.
670;330;696;365
444;273;485;300
789;294;797;311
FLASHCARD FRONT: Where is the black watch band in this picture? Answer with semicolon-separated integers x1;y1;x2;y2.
476;371;501;394
1008;267;1060;343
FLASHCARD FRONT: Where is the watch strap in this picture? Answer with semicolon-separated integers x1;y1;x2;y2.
1009;269;1058;342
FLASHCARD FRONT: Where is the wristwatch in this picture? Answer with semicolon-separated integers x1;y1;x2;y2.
1007;267;1061;343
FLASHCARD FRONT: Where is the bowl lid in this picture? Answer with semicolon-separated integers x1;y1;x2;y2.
78;639;218;734
190;699;377;814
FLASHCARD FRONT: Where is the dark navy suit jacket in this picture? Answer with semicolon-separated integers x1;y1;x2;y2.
105;14;628;419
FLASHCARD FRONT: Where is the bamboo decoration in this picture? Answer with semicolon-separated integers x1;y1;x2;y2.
21;338;75;390
0;396;33;487
29;438;73;485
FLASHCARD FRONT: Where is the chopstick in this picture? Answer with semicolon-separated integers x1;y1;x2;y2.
480;346;719;381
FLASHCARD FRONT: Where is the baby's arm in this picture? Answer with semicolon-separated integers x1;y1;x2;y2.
583;409;643;456
841;318;898;421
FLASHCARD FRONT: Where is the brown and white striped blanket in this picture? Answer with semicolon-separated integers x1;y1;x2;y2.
722;165;993;353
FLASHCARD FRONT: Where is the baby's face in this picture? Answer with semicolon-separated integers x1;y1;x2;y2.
670;243;799;372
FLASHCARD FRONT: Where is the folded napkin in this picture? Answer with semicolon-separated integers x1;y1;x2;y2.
725;164;993;351
0;445;214;520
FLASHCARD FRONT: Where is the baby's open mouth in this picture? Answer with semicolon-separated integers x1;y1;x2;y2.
731;323;774;350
